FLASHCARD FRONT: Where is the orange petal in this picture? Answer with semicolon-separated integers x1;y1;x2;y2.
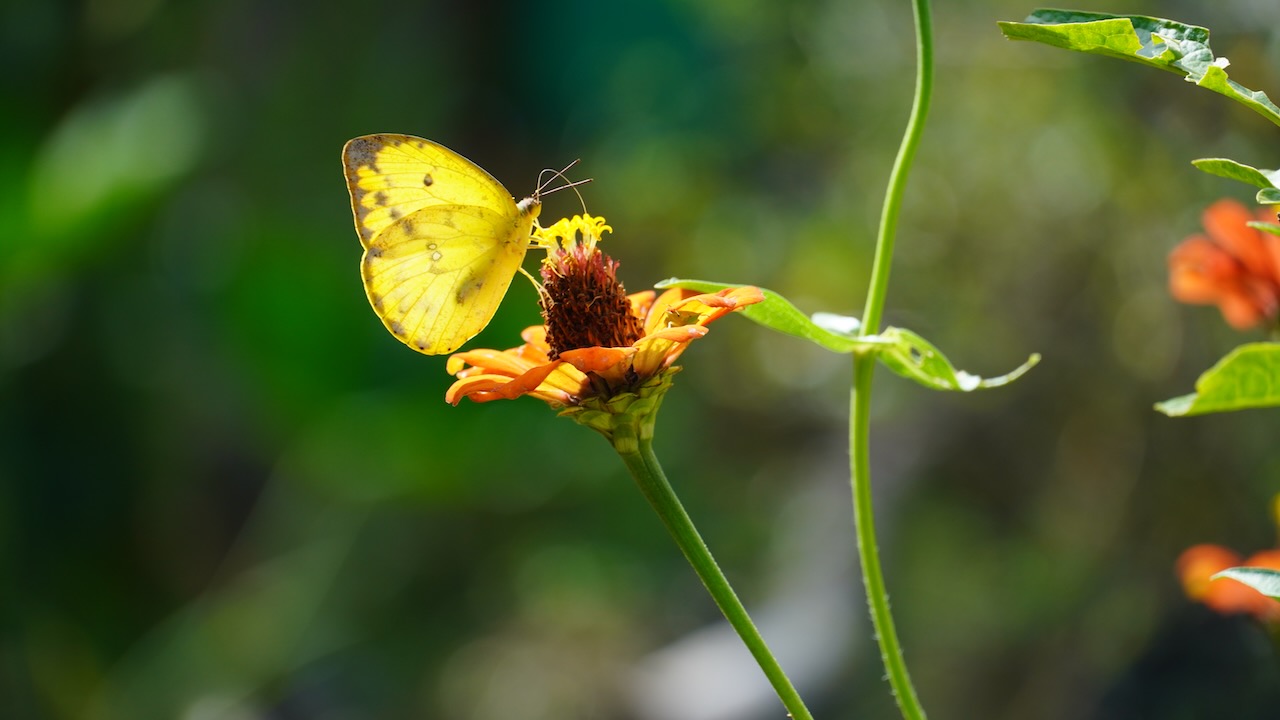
559;346;634;373
1168;237;1236;303
1242;550;1280;621
448;348;539;378
644;288;690;336
628;290;657;320
1218;290;1267;330
445;360;579;405
1244;549;1280;572
1177;544;1240;599
1203;199;1273;279
557;346;636;387
1177;544;1272;617
631;329;705;377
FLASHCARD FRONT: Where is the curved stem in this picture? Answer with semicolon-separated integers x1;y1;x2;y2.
861;0;934;333
617;441;814;720
850;0;933;718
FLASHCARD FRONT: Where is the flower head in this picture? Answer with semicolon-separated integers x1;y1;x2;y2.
1169;199;1280;331
445;214;762;446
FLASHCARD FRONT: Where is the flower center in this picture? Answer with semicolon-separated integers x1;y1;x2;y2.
539;228;644;360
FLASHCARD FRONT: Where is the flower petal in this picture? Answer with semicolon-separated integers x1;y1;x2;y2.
631;326;708;377
1203;199;1273;280
1177;543;1275;618
559;346;635;373
448;347;539;378
446;360;586;405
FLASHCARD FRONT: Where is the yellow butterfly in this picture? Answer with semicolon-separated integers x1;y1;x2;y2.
342;134;542;355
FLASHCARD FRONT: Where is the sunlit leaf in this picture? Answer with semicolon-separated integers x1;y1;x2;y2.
999;10;1280;128
1191;158;1280;190
1213;567;1280;601
876;327;1040;391
1156;343;1280;416
655;278;885;354
1259;188;1280;205
656;278;1039;390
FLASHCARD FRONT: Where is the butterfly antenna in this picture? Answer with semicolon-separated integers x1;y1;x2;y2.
537;160;592;215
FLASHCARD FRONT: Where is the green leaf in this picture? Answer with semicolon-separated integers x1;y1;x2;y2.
1248;221;1280;238
1192;158;1280;190
656;278;1039;391
999;10;1280;128
1259;188;1280;205
655;278;886;354
1156;343;1280;416
1213;567;1280;601
876;327;1040;391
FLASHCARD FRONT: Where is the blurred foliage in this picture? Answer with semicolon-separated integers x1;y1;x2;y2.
3;0;1280;718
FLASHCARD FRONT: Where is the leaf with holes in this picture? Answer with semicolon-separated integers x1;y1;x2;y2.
876;327;1040;391
999;10;1280;128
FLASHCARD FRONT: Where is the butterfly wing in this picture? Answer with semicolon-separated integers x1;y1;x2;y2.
363;202;535;355
342;133;517;248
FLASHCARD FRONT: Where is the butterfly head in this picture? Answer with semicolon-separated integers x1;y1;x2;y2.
517;195;543;221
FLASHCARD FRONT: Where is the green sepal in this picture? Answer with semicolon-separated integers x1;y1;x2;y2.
559;368;678;453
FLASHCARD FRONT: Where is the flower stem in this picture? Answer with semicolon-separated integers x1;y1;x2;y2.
617;440;814;720
861;0;933;333
850;0;933;718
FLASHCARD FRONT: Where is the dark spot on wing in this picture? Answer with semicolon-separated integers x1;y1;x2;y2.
344;137;381;172
389;321;405;336
389;208;401;220
367;247;383;258
369;293;384;311
455;271;485;304
423;173;434;187
415;339;428;350
374;191;388;205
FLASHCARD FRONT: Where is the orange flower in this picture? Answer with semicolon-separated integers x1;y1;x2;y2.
445;215;763;412
1177;543;1280;623
1168;199;1280;331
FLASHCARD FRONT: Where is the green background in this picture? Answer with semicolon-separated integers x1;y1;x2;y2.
3;0;1279;717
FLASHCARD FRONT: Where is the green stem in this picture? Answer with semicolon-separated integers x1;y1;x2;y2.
861;0;934;333
617;440;814;720
850;0;933;718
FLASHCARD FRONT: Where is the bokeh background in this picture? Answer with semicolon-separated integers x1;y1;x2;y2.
4;0;1280;718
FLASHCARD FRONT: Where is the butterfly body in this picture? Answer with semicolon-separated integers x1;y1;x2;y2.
342;134;541;354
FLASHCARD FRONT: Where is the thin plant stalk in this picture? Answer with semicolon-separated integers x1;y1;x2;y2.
617;440;814;720
850;0;934;718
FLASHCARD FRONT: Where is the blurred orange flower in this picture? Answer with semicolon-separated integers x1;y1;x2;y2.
445;215;763;408
1177;543;1280;623
1168;199;1280;331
